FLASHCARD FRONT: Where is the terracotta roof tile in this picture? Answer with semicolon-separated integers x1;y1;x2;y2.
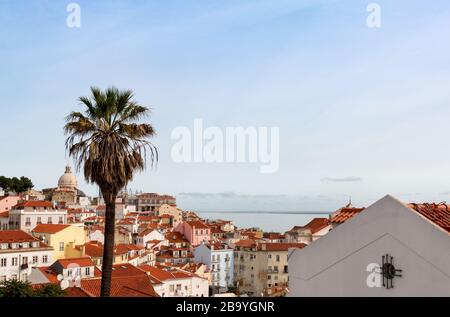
32;224;71;234
408;202;450;233
330;207;365;223
0;230;46;244
54;257;95;268
14;201;55;208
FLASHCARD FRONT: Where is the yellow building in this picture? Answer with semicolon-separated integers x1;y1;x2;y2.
233;241;305;297
31;223;86;260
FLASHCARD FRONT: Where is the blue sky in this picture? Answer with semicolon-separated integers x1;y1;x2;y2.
1;0;450;211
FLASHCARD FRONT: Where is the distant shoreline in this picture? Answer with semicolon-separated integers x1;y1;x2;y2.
195;210;331;215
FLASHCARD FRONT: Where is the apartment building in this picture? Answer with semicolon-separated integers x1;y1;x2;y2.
284;218;331;245
136;193;176;212
194;240;234;290
0;230;53;282
31;223;86;260
139;264;209;297
233;240;305;297
8;201;67;233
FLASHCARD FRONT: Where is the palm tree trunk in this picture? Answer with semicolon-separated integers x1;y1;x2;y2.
100;193;116;297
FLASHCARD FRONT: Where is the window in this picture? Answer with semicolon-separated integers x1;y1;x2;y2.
59;216;63;224
47;217;52;224
85;267;91;275
0;258;6;267
59;242;64;251
22;273;27;281
267;275;272;280
11;274;17;280
42;255;48;263
169;285;175;292
276;255;280;262
12;257;18;266
22;257;28;265
37;217;42;224
268;254;272;259
25;217;31;226
32;256;38;264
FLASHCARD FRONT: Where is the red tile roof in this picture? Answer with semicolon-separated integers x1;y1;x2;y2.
186;220;210;230
0;230;45;244
83;242;104;258
258;242;306;251
0;211;9;217
79;263;159;297
330;206;365;223
14;201;55;208
408;202;450;233
235;240;305;251
56;257;95;268
32;224;71;234
138;265;197;283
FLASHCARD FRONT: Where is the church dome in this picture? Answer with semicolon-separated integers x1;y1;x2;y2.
58;165;78;189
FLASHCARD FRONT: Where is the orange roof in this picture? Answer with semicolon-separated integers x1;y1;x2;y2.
83;242;104;258
0;211;9;217
32;224;71;234
0;230;45;244
56;257;95;268
408;203;450;233
263;232;284;239
235;240;305;251
78;263;158;297
288;218;330;234
165;231;189;243
14;201;54;208
80;277;158;297
258;242;306;251
139;265;197;283
235;239;258;247
330;206;365;223
186;220;210;230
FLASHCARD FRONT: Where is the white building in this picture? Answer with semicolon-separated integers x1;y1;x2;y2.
284;218;331;245
288;195;450;297
0;230;53;282
8;201;68;233
135;228;165;248
139;264;209;297
194;240;234;290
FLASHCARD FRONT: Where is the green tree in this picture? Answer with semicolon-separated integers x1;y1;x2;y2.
34;284;67;297
64;86;157;297
0;176;33;193
0;280;35;297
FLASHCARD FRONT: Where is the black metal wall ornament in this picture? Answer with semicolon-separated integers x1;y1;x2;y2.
381;254;402;289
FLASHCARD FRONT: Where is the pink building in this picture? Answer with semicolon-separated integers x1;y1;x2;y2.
0;195;20;212
174;220;211;246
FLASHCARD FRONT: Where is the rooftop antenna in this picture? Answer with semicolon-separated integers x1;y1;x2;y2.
347;196;352;207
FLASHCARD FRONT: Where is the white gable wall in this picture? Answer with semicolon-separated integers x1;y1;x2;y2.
288;195;450;297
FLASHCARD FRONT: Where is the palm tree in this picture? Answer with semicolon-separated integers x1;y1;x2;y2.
64;86;157;297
